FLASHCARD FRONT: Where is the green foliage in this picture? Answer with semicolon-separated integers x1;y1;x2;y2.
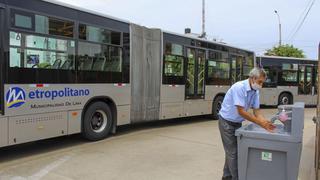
38;62;51;69
265;44;306;58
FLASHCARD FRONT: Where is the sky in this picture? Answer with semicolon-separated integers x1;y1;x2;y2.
58;0;320;59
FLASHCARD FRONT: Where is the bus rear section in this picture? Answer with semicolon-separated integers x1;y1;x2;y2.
258;56;318;106
130;29;255;123
159;32;255;120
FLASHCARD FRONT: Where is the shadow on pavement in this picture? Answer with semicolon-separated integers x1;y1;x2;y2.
0;116;215;163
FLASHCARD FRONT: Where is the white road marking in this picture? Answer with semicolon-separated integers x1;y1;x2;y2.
28;155;71;180
0;155;71;180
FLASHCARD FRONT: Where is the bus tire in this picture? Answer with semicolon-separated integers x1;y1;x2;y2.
211;96;224;120
278;93;293;105
82;102;113;141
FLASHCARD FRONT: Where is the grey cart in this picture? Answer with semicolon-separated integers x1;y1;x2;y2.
236;102;305;180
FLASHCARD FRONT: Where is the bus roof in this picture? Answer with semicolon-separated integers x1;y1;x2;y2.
258;55;318;62
41;0;131;24
163;30;255;54
42;0;254;54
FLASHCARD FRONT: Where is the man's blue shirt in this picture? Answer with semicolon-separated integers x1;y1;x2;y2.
219;79;260;123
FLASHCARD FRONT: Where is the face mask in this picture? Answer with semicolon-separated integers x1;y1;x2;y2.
252;79;262;90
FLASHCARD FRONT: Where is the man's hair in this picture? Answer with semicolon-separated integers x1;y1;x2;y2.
249;67;267;79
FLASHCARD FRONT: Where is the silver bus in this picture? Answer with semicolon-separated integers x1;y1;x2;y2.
257;56;318;106
0;0;254;147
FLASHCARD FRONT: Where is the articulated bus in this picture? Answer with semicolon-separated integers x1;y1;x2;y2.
257;56;318;106
0;0;254;147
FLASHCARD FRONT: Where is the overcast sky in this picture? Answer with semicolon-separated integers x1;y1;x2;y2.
58;0;320;59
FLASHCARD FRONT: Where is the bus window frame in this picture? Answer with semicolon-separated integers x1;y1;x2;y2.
259;57;318;87
262;66;278;88
7;29;77;84
298;63;316;95
10;9;35;31
206;50;231;86
314;66;318;95
7;8;77;84
0;6;5;115
162;41;186;85
185;47;207;99
162;54;186;83
278;69;299;86
76;40;125;83
6;6;130;84
230;53;245;83
76;23;130;84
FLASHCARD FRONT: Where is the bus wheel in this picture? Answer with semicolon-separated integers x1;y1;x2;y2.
212;96;224;120
279;93;292;105
82;102;113;141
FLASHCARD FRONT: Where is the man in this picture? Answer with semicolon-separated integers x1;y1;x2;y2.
219;68;276;180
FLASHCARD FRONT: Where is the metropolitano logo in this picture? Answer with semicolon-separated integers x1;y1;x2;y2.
6;87;26;108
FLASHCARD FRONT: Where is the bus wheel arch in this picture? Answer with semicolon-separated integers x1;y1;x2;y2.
278;92;293;105
81;96;117;141
211;94;225;120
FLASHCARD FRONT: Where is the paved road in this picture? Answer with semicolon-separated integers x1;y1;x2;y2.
0;108;316;180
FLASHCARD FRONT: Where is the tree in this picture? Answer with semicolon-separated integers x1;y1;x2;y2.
264;44;306;58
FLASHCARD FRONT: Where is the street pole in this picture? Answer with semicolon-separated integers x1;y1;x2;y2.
201;0;206;38
274;10;282;46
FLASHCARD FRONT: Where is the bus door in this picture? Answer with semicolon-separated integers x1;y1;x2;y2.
186;48;206;99
0;6;4;114
231;55;244;84
298;65;314;95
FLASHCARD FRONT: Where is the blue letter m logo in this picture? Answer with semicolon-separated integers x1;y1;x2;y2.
6;87;26;108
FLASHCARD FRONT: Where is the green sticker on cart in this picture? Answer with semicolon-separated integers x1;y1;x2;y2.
262;152;272;161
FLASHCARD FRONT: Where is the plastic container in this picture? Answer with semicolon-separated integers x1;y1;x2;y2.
235;102;305;180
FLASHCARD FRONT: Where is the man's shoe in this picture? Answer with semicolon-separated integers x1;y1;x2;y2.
222;176;232;180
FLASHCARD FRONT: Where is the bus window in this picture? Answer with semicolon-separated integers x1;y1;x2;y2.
315;68;318;95
197;50;206;95
9;31;75;69
78;42;122;72
164;55;184;77
186;48;205;99
306;66;313;94
280;63;298;83
282;71;298;82
186;48;196;96
299;65;313;95
263;67;278;88
11;10;74;38
243;54;254;79
79;24;121;45
207;51;230;85
299;65;313;94
11;10;35;30
46;17;74;38
106;46;122;72
231;55;243;83
34;15;74;38
162;43;185;84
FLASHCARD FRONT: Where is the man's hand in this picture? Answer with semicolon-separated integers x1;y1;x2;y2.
253;109;276;132
259;119;276;132
237;106;276;132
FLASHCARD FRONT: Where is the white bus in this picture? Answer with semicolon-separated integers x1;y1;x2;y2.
0;0;254;147
257;56;318;106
